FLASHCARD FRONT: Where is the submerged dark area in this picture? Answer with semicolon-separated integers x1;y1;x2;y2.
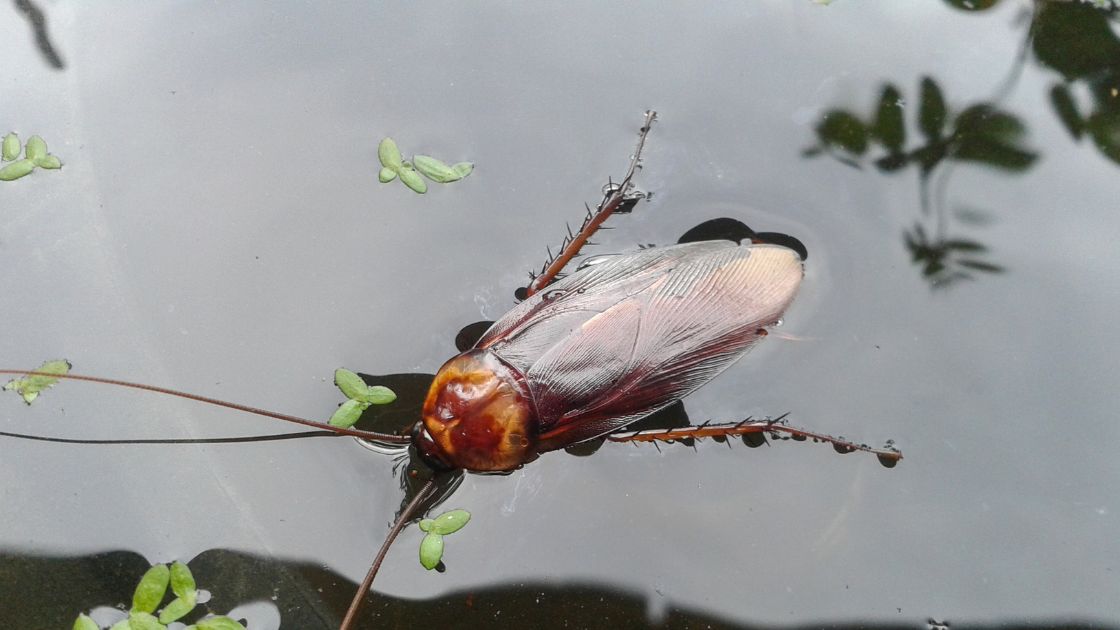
2;2;1118;629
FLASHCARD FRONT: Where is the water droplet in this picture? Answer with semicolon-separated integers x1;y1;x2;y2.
743;433;767;448
877;453;899;468
774;318;784;327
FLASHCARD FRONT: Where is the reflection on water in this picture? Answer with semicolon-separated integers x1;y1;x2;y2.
12;0;64;70
4;548;1115;630
805;0;1120;287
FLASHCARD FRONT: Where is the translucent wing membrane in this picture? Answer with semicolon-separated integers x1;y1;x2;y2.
477;241;804;451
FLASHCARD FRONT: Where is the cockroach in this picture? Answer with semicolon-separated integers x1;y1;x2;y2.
1;111;901;630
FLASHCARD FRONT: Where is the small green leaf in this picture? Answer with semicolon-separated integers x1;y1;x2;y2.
334;368;370;401
25;135;48;161
110;620;131;630
132;564;170;614
379;166;397;183
918;77;947;141
159;593;197;624
378;137;403;169
329;398;368;428
356;385;395;405
169;561;197;598
398;164;427;194
127;611;165;630
430;509;471;535
419;532;444;570
816;111;868;155
36;154;62;169
5;359;71;404
413;155;463;183
2;133;19;161
872;84;906;152
450;162;474;179
192;616;247;630
0;158;35;181
73;613;100;630
418;518;435;532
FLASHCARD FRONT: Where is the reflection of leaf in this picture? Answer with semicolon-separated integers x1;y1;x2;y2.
872;84;906;152
919;77;947;141
1050;84;1084;139
874;153;909;172
1033;1;1120;81
952;105;1036;171
816;111;869;155
1087;109;1120;165
957;259;1005;273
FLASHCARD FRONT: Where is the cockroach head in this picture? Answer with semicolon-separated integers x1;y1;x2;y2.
415;350;540;473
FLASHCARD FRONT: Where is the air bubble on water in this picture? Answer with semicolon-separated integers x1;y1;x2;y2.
774;318;784;327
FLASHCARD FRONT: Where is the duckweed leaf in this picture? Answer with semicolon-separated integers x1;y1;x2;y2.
334;368;370;401
127;612;165;630
378;137;403;170
0;158;35;181
2;133;19;161
379;166;397;183
36;154;62;169
418;518;435;532
398;164;427;194
451;162;474;179
131;564;170;614
169;561;196;598
4;359;71;404
429;509;471;535
357;385;395;405
110;620;131;630
329;398;367;429
159;594;197;624
413;155;459;183
73;614;99;630
187;616;247;630
419;532;444;570
25;135;48;161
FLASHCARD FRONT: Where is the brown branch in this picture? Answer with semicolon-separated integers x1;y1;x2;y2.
607;415;903;466
524;110;658;297
0;369;412;444
339;478;438;630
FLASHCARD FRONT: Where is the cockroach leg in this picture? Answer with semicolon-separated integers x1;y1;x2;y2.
606;416;903;465
523;110;658;298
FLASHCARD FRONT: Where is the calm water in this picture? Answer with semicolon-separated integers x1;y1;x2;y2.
2;2;1118;628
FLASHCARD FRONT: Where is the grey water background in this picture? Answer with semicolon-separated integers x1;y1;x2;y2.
2;1;1118;628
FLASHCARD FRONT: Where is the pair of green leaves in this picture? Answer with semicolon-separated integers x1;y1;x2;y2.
1;132;62;181
4;358;70;404
74;561;245;630
378;137;474;194
329;368;397;428
418;509;471;570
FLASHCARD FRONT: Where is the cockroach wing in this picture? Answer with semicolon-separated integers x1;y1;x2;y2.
477;240;803;452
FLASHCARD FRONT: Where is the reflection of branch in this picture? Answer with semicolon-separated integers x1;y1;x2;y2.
14;0;65;70
607;415;903;466
522;110;657;298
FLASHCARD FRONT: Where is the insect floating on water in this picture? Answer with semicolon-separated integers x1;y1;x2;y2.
2;111;901;630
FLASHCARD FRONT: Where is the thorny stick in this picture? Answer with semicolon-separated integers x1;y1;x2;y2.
607;416;903;464
524;110;658;297
0;369;412;444
339;479;438;630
